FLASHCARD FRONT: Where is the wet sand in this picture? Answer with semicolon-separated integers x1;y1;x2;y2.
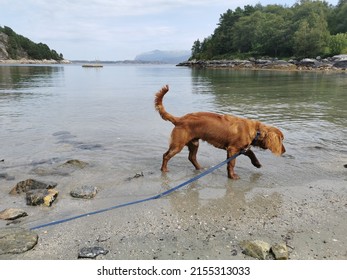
1;172;346;260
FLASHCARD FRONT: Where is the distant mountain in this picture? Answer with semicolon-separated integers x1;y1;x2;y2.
135;50;190;64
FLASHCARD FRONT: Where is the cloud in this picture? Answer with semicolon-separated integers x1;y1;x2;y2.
1;0;339;60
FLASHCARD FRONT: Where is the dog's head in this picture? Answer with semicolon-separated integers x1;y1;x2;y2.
255;125;285;156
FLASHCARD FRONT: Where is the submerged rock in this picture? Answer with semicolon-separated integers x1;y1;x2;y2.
9;179;57;195
0;208;28;220
0;172;15;181
26;189;59;206
70;185;98;199
0;227;38;255
60;159;89;169
77;144;103;150
240;240;271;260
78;246;109;259
31;167;70;177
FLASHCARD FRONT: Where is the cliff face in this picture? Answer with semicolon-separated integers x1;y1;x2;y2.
0;32;9;59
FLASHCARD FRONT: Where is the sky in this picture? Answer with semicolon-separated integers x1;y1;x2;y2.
0;0;339;61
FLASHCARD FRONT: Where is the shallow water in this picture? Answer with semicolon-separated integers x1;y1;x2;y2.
0;64;346;227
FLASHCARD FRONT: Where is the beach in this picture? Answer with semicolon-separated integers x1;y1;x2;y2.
0;64;346;260
1;175;346;260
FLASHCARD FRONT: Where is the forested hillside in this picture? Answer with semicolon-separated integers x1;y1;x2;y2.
0;26;64;60
191;0;347;60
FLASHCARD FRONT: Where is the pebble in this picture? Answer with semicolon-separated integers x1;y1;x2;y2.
0;208;28;220
240;240;271;260
271;243;289;260
70;185;98;199
78;246;109;259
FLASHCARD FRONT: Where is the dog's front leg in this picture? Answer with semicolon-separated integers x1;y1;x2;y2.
242;149;262;168
227;148;240;179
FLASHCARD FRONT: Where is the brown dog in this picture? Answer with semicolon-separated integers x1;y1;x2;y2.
155;85;285;179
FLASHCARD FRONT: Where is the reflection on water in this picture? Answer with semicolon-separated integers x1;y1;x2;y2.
191;68;346;127
0;65;346;222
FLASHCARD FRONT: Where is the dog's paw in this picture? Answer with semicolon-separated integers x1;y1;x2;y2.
228;173;240;180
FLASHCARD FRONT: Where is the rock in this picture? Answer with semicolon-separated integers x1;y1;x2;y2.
31;167;70;177
299;58;320;67
70;185;98;199
0;227;38;255
0;208;28;220
332;54;347;61
60;159;88;169
9;179;57;195
177;57;347;72
78;246;109;259
333;60;347;69
26;189;59;206
240;240;271;260
271;243;289;260
77;143;103;150
0;172;15;181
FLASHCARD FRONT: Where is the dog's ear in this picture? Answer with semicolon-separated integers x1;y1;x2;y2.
264;128;285;156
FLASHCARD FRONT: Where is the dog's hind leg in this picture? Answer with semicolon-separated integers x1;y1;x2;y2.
161;128;187;172
161;145;184;172
187;139;201;170
242;149;262;168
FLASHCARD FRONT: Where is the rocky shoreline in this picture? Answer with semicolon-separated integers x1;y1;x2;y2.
0;59;71;65
177;55;347;71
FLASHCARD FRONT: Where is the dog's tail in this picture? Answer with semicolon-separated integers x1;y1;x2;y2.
154;85;178;125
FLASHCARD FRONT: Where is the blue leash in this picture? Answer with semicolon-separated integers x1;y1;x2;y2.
29;150;244;231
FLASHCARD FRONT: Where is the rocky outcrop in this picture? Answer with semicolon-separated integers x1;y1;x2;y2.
177;55;347;71
0;28;69;63
0;59;71;64
0;32;9;59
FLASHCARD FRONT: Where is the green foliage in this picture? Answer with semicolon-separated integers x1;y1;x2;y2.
191;0;346;60
0;26;64;60
329;33;347;55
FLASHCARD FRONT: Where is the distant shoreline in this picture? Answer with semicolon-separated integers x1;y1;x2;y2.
0;59;71;65
0;59;172;65
177;56;347;72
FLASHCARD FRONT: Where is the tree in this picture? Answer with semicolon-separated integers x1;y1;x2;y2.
253;12;288;56
191;39;201;59
293;11;330;58
188;1;343;60
334;0;347;33
329;33;347;55
231;12;259;54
